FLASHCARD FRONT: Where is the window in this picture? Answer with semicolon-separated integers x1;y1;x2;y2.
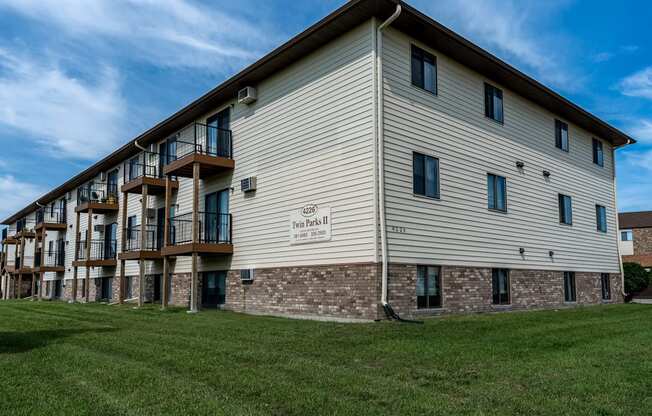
487;174;507;212
621;230;633;241
413;152;440;199
417;265;442;309
492;268;510;305
595;205;607;233
48;241;53;257
411;45;437;94
558;194;573;225
564;272;576;302
555;120;569;152
592;138;604;166
601;273;611;300
484;83;504;123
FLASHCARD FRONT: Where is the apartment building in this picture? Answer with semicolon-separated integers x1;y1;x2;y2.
619;211;652;270
0;0;636;320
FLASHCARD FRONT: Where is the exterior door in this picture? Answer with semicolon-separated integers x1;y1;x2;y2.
156;207;165;250
104;223;117;259
153;274;161;302
106;170;119;199
202;271;226;308
101;277;112;300
206;108;230;156
204;190;229;243
54;279;62;299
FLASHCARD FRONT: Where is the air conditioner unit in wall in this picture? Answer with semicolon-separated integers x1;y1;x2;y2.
146;208;156;219
237;86;257;105
241;177;257;193
100;172;106;181
240;269;255;282
93;225;104;233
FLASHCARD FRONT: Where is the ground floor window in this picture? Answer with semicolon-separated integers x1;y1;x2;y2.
416;265;442;309
564;272;576;302
601;273;611;300
492;268;510;305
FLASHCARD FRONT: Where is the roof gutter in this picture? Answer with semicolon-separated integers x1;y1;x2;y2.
377;4;402;308
134;140;147;151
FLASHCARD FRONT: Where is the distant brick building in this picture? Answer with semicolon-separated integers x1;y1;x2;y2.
619;211;652;271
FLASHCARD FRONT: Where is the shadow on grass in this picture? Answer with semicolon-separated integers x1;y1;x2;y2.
0;327;117;354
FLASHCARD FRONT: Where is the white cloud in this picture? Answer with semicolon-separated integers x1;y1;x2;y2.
0;48;127;159
0;175;44;221
626;119;652;144
617;149;652;211
412;0;579;91
0;0;277;71
592;52;613;63
618;67;652;100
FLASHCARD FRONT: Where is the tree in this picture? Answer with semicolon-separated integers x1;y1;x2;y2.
623;262;652;294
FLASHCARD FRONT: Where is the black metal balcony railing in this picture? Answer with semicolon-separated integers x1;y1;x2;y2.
77;182;119;206
172;123;233;161
36;207;66;225
124;224;160;251
124;151;163;182
35;249;65;268
76;240;117;261
168;212;232;246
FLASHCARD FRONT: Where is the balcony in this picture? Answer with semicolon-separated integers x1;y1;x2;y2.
161;212;233;256
16;255;34;274
76;182;119;213
73;239;117;267
35;207;67;231
119;224;163;260
14;218;36;239
121;152;179;195
1;228;16;245
162;123;234;178
34;248;65;273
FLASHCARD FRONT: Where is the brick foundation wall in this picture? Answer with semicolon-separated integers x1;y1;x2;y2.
224;263;381;320
388;264;623;318
633;228;652;256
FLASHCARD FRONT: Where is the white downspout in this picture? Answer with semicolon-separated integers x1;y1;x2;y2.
612;140;631;298
134;139;147;151
377;5;402;307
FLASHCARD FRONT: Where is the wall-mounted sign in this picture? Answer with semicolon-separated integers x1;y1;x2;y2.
290;204;331;245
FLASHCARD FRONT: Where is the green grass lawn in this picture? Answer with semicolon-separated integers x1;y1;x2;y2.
1;302;651;415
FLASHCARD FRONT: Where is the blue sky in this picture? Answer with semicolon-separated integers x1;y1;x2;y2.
0;0;650;222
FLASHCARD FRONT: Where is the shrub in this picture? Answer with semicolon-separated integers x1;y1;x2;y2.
623;262;652;294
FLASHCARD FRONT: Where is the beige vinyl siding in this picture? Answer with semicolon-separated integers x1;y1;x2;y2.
382;28;620;273
164;20;377;273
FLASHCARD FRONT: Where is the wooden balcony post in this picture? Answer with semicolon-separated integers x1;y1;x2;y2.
189;162;199;313
72;211;80;302
17;273;22;300
162;176;172;309
38;227;46;301
119;190;128;304
31;272;36;301
18;233;26;299
138;184;148;307
85;208;93;302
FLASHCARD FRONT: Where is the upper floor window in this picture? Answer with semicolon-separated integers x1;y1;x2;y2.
555;120;569;152
558;194;573;225
411;45;437;94
413;152;440;199
417;265;442;309
595;205;607;233
492;268;510;305
484;83;503;123
621;230;633;241
593;138;604;167
487;173;507;212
